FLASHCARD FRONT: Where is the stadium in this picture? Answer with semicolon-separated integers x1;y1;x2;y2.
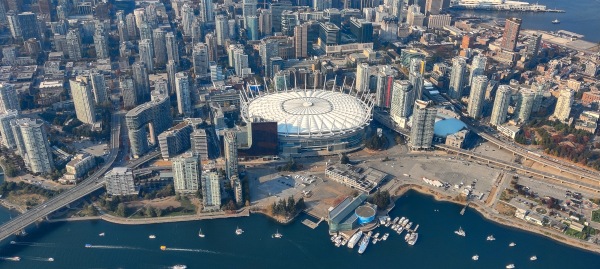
240;87;374;156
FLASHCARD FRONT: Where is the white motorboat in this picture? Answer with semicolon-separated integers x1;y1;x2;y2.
530;256;537;261
486;235;496;241
509;242;516;247
472;255;479;261
149;235;156;239
455;227;466;236
506;264;515;269
99;232;105;237
235;227;244;235
272;229;283;239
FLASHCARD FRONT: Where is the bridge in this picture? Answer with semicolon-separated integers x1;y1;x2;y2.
0;113;123;242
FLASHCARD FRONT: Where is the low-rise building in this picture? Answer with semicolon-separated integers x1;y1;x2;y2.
325;164;387;193
63;153;96;182
105;167;138;196
327;193;368;232
497;124;521;139
445;129;468;148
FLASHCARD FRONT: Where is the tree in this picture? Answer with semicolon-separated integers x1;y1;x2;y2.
368;190;391;209
340;154;350;164
154;207;163;217
145;206;156;217
115;203;126;217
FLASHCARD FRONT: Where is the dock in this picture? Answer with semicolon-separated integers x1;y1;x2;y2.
301;217;323;229
460;202;470;215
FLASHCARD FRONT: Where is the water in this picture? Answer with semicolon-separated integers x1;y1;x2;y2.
454;0;600;42
0;190;599;268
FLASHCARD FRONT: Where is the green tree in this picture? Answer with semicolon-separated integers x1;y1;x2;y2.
154;207;163;217
115;203;126;217
340;154;350;164
145;206;156;217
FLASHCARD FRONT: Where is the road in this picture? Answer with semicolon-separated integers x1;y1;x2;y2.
0;113;122;242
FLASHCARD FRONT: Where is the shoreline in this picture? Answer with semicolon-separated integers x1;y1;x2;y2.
392;184;600;255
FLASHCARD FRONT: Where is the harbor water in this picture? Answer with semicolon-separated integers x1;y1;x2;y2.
0;190;599;268
454;0;600;42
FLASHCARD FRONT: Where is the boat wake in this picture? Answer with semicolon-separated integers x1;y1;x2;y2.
87;245;142;250
21;256;54;262
10;241;55;247
164;247;221;255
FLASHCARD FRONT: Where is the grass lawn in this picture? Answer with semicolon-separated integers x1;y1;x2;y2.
592;209;600;223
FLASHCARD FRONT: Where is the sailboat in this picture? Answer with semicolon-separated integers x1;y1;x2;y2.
552;19;560;24
235;226;244;235
198;228;205;238
272;229;283;239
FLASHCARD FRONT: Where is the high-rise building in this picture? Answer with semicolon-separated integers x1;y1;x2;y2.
90;70;108;104
490;85;512;127
375;66;397;108
215;15;229;46
6;12;21;39
192;43;209;78
205;33;218;62
210;62;225;82
139;39;154;72
516;89;535;122
140;23;154;42
228;19;237;40
392;0;405;21
356;63;370;92
281;10;298;36
390;80;414;126
553;88;574;122
448;57;467;99
243;0;258;25
133;8;146;31
469;54;487;86
501;18;522;51
409;71;424;103
260;39;279;77
181;3;195;36
17;12;40;40
259;9;272;37
153;28;167;68
165;32;180;66
167;60;177;93
69;76;97;124
120;76;137;109
271;1;292;33
247;15;259;41
319;22;340;47
0;109;18;148
467;75;488;119
191;128;209;160
93;23;109;59
224;131;238;181
293;23;308;58
11;118;54;174
199;0;214;22
105;167;137;196
0;83;19;113
233;49;249;77
125;13;138;38
409;58;425;75
66;29;82;61
132;62;150;103
175;72;192;117
126;89;172;158
202;171;221;210
172;152;201;193
350;17;373;43
409;100;437;150
425;0;445;15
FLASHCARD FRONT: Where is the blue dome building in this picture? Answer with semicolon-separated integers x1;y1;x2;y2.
434;118;467;137
355;204;376;224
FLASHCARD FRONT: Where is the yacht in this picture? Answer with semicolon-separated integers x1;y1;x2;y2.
506;264;515;269
552;19;560;24
509;242;516;247
149;235;156;239
373;232;380;239
405;222;413;230
530;256;537;261
407;232;418;246
85;244;92;248
9;241;15;244
48;258;54;262
235;227;244;235
382;233;389;241
99;232;105;237
347;231;363;249
486;235;496;241
357;234;370;254
472;255;479;261
198;228;205;238
172;265;187;269
5;257;20;261
272;230;283;239
455;227;466;237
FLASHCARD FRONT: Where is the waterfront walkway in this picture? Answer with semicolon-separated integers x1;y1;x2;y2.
46;209;250;225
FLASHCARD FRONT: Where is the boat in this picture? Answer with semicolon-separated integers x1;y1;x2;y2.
5;256;20;261
347;231;363;249
48;258;54;262
393;217;400;224
198;228;205;238
9;241;15;244
149;235;156;239
99;232;105;237
530;256;537;261
486;235;496;241
172;265;187;269
552;19;560;24
401;218;409;226
382;233;389;241
373;232;380;239
404;233;411;241
455;227;466;237
272;229;283;239
372;238;378;244
506;264;515;269
235;227;244;235
405;222;413;230
357;234;370;254
407;232;418;246
509;242;516;247
160;246;167;251
472;255;479;261
85;244;92;248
